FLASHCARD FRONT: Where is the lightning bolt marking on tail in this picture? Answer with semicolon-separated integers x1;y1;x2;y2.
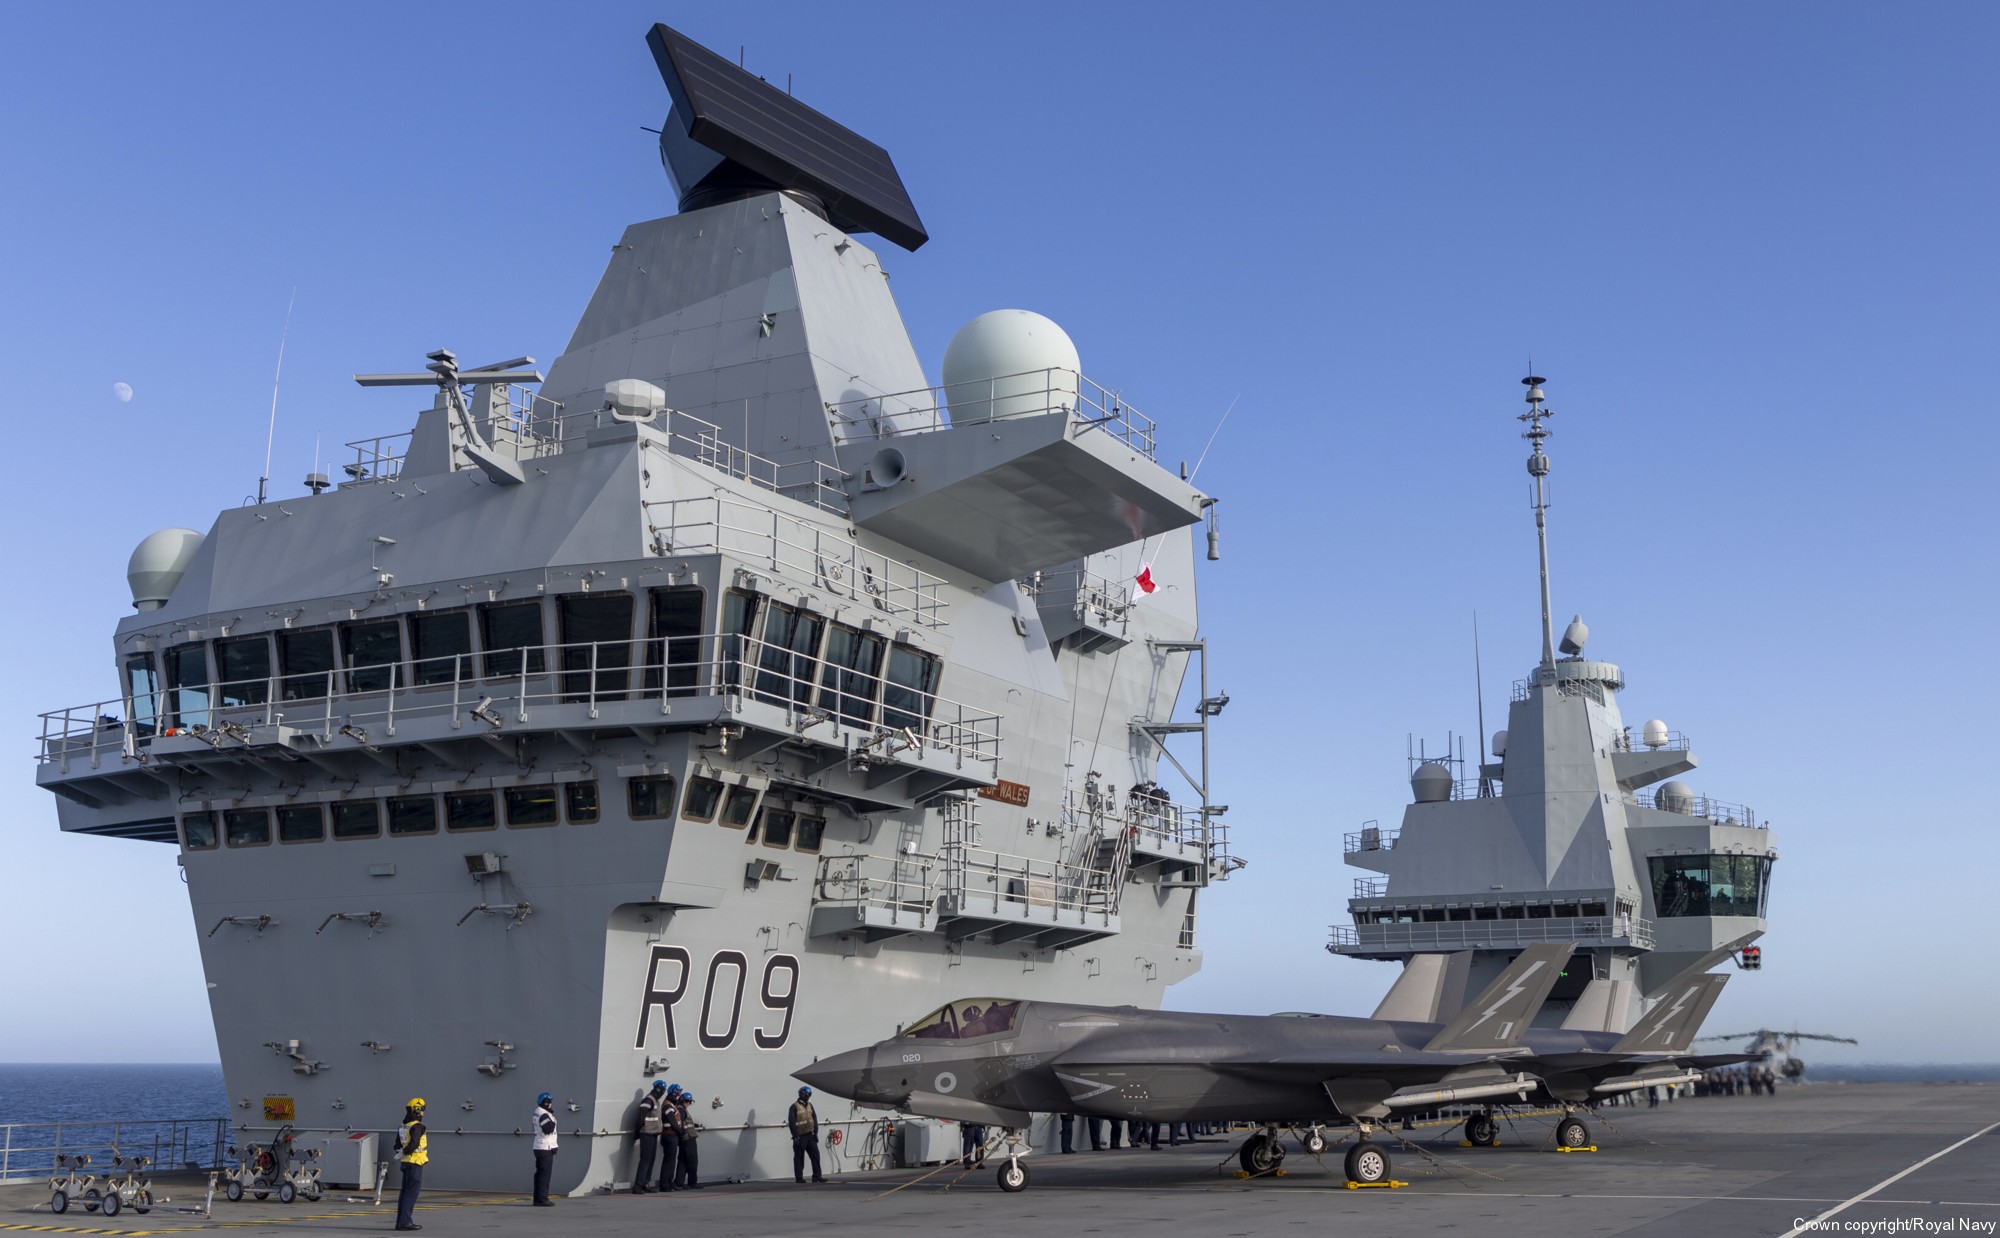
1648;984;1699;1045
1464;961;1546;1036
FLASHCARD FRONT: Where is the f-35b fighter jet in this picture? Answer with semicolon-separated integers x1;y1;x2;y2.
795;943;1745;1192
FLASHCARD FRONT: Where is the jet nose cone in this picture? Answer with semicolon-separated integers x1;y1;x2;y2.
793;1046;879;1101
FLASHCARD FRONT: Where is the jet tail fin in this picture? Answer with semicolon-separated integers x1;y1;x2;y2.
1422;942;1573;1052
1611;973;1730;1053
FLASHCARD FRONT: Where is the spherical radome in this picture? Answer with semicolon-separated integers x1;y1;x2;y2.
128;528;204;611
1655;780;1695;814
941;309;1080;423
1411;760;1453;804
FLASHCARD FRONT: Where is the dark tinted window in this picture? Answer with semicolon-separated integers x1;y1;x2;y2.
278;629;337;701
332;800;381;840
754;602;823;706
559;594;634;701
504;786;558;828
410;611;473;686
224;808;271;847
277;804;325;844
445;791;497;832
565;781;600;824
819;625;883;725
343;621;402;693
481;603;546;678
682;776;724;822
759;808;795;849
125;655;161;736
167;643;211;728
721;785;758;829
183;811;218;850
795;814;826;853
644;586;706;697
629;776;678;820
883;645;941;732
388;796;437;836
215;636;271;707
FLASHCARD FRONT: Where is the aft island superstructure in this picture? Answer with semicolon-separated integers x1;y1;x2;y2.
1330;378;1777;1033
33;24;1236;1191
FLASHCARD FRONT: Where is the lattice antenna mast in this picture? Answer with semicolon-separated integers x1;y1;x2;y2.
1519;376;1556;668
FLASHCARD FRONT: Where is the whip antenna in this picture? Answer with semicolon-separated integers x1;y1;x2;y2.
258;289;296;505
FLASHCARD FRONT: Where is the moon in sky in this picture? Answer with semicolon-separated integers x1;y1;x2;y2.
113;382;133;402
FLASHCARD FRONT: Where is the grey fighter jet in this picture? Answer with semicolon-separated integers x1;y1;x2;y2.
797;943;1748;1191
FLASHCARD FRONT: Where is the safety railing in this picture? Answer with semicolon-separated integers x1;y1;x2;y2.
645;494;947;627
0;1117;229;1183
39;633;1001;776
1632;788;1761;828
1327;915;1656;954
1353;876;1388;898
939;842;1122;922
812;852;935;922
1028;567;1132;629
1612;728;1693;753
1343;822;1398;853
826;367;1157;460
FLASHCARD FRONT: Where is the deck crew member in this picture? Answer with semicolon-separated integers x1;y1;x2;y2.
632;1081;667;1193
788;1086;825;1183
657;1084;684;1191
393;1097;427;1231
531;1092;558;1206
671;1085;702;1188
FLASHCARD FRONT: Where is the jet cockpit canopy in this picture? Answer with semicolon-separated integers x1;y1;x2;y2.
900;998;1024;1041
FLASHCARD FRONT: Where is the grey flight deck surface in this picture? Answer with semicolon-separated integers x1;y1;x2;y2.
4;1086;1994;1236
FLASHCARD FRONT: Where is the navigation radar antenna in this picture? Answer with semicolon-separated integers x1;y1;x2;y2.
1519;376;1557;667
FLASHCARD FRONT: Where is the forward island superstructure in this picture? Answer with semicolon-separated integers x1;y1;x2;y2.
1330;378;1777;1032
34;25;1236;1191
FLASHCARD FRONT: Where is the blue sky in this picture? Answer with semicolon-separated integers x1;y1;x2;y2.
1;2;1993;1064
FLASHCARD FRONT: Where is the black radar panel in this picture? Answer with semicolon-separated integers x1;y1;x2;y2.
647;24;928;251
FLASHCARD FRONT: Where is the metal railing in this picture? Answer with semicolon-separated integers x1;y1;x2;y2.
1613;729;1692;753
0;1117;229;1183
1354;876;1388;898
645;494;947;626
1343;822;1398;853
814;852;935;925
1632;788;1761;828
940;842;1122;922
39;633;1001;777
1028;567;1132;629
826;367;1158;460
1327;915;1656;953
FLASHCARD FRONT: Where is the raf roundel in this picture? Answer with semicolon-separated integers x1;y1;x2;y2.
933;1071;957;1094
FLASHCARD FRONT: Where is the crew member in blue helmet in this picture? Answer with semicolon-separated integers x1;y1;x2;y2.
530;1092;558;1206
671;1085;702;1189
788;1086;825;1183
631;1081;667;1193
656;1084;683;1192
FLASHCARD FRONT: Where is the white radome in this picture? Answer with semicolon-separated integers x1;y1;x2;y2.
941;309;1080;424
128;528;205;611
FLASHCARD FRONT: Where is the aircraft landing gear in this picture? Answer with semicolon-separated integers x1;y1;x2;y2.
1344;1140;1391;1185
1299;1125;1327;1156
1465;1111;1499;1146
994;1127;1029;1192
1554;1111;1592;1149
1238;1126;1287;1175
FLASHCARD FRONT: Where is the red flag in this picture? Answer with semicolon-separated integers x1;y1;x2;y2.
1131;563;1157;603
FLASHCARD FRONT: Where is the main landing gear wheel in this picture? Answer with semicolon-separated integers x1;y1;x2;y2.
1555;1115;1591;1149
1466;1113;1498;1146
225;1180;244;1202
1239;1134;1286;1174
1345;1141;1391;1185
1300;1129;1328;1156
996;1160;1028;1193
278;1181;296;1204
49;1189;67;1215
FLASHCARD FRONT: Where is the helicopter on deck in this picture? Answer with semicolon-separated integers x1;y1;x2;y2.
1693;1030;1858;1081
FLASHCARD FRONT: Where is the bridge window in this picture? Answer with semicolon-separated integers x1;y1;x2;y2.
215;636;271;707
565;781;600;824
125;654;161;737
278;629;337;701
182;811;218;850
628;775;679;821
795;814;826;853
644;586;706;697
1527;904;1553;918
754;602;825;707
1582;901;1607;917
224;808;271;848
410;610;473;686
1447;907;1472;921
277;805;325;844
332;801;380;840
480;602;546;679
1420;908;1446;922
446;791;496;832
1649;855;1773;918
682;777;724;823
759;808;796;849
504;786;558;828
882;645;941;732
1473;906;1498;920
559;594;634;702
1500;905;1526;919
818;625;884;725
722;785;759;830
388;795;437;836
1554;903;1580;918
343;620;402;693
900;998;1023;1041
166;643;211;729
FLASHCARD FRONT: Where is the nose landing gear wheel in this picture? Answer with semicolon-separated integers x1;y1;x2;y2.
996;1160;1028;1192
1239;1134;1285;1174
1555;1115;1591;1148
1465;1113;1498;1146
1300;1129;1327;1156
1345;1141;1390;1185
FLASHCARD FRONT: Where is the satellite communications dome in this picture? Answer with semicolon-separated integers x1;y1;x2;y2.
941;309;1080;424
604;378;669;421
1490;730;1509;757
128;528;204;611
1411;761;1453;804
1641;719;1670;749
1655;780;1695;814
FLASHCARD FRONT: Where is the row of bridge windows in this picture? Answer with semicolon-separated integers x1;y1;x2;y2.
1360;900;1613;924
126;587;941;735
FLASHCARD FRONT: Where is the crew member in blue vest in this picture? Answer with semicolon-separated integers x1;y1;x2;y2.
392;1097;427;1231
530;1092;558;1206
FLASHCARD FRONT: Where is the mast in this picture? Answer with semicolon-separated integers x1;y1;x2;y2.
1519;376;1556;668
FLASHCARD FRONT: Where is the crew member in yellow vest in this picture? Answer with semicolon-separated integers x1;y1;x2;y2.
393;1097;427;1231
787;1086;825;1183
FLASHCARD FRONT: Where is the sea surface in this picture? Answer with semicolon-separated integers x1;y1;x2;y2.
0;1063;227;1179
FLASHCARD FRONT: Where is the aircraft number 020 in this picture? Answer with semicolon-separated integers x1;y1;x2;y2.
634;946;800;1051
